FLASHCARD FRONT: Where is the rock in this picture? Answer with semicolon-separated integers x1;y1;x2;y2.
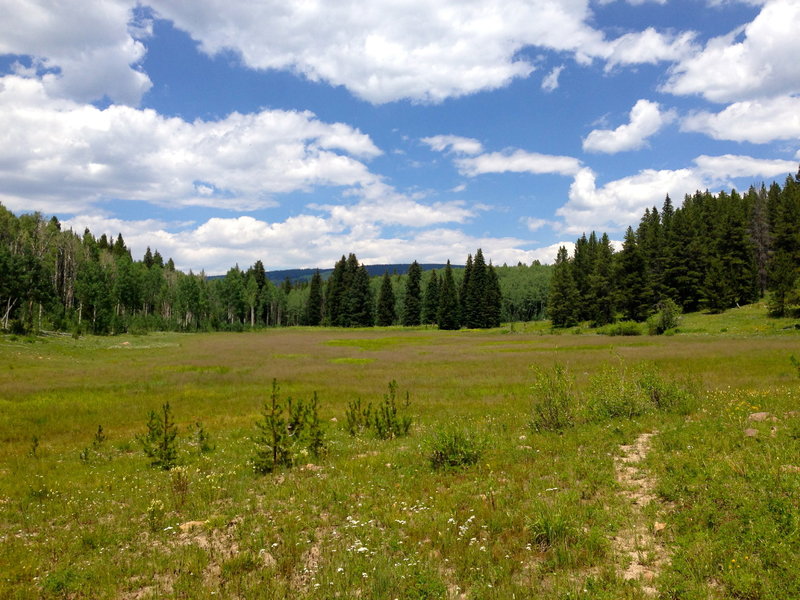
781;465;800;473
179;520;207;532
748;412;772;422
653;521;666;534
744;428;759;438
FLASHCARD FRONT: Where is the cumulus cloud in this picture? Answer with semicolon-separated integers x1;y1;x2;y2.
421;135;483;155
556;153;797;234
681;95;800;143
583;99;676;153
146;0;693;103
61;212;564;273
455;150;583;177
663;0;800;102
541;66;564;92
0;75;382;215
0;0;152;105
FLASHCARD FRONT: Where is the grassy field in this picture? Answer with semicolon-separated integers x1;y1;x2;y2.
1;305;799;599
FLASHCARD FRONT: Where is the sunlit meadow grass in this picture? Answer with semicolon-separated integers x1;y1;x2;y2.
1;305;799;598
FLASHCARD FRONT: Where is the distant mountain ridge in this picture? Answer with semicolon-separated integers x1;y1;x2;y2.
265;263;458;284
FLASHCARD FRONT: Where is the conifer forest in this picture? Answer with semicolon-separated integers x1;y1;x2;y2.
1;173;799;336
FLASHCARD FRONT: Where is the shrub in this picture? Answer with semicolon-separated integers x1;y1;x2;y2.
647;298;681;335
427;425;485;470
345;398;372;436
529;364;577;433
635;363;696;415
252;380;325;474
586;362;652;420
372;380;412;440
138;402;179;470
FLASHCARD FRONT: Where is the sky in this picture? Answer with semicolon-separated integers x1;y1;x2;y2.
1;0;799;274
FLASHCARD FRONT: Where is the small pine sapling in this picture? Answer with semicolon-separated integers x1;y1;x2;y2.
345;398;373;436
373;380;412;440
138;402;179;470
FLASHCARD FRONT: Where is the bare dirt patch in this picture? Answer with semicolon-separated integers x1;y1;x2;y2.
613;432;669;596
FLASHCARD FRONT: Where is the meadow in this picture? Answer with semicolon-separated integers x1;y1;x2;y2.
1;303;799;599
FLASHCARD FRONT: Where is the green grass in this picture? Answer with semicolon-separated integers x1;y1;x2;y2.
1;303;799;599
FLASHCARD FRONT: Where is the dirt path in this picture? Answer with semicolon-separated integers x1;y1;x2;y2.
613;432;669;596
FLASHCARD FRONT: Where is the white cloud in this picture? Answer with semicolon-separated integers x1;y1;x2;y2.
681;95;800;143
693;154;797;183
663;0;800;102
583;99;676;153
541;66;564;92
604;28;697;69
455;149;583;177
523;217;553;232
62;212;564;273
421;135;483;156
557;153;797;234
147;0;692;103
0;0;152;105
0;75;381;215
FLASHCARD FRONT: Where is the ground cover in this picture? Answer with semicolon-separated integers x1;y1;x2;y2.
1;306;799;598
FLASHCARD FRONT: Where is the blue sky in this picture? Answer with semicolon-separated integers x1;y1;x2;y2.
1;0;798;274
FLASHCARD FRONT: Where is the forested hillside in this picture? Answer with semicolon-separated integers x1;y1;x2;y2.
549;174;800;327
2;172;797;336
0;202;551;334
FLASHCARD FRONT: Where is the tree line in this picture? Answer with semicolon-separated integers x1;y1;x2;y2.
548;172;800;327
0;202;548;334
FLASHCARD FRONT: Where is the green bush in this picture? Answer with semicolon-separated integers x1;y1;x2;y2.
372;380;412;440
427;425;485;470
138;403;179;470
647;298;681;335
252;380;325;474
586;363;652;420
529;364;577;433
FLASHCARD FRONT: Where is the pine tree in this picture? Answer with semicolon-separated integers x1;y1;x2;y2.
421;270;440;325
325;255;348;326
376;271;396;326
768;175;800;316
459;254;473;326
548;246;579;327
616;227;652;321
304;270;323;326
588;233;615;326
466;249;490;328
402;260;422;326
572;234;592;321
348;264;374;327
437;261;460;330
484;262;502;328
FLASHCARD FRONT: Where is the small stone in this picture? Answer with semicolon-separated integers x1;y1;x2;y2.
748;412;771;422
179;520;206;532
653;521;666;534
744;428;758;437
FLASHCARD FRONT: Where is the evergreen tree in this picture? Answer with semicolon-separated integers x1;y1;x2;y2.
437;261;460;330
459;254;473;325
304;270;323;326
548;246;579;327
768;175;800;316
325;255;348;326
484;262;502;328
348;264;374;327
402;260;422;326
463;248;489;328
376;271;396;326
588;233;615;326
616;227;652;321
571;234;592;321
421;270;440;325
